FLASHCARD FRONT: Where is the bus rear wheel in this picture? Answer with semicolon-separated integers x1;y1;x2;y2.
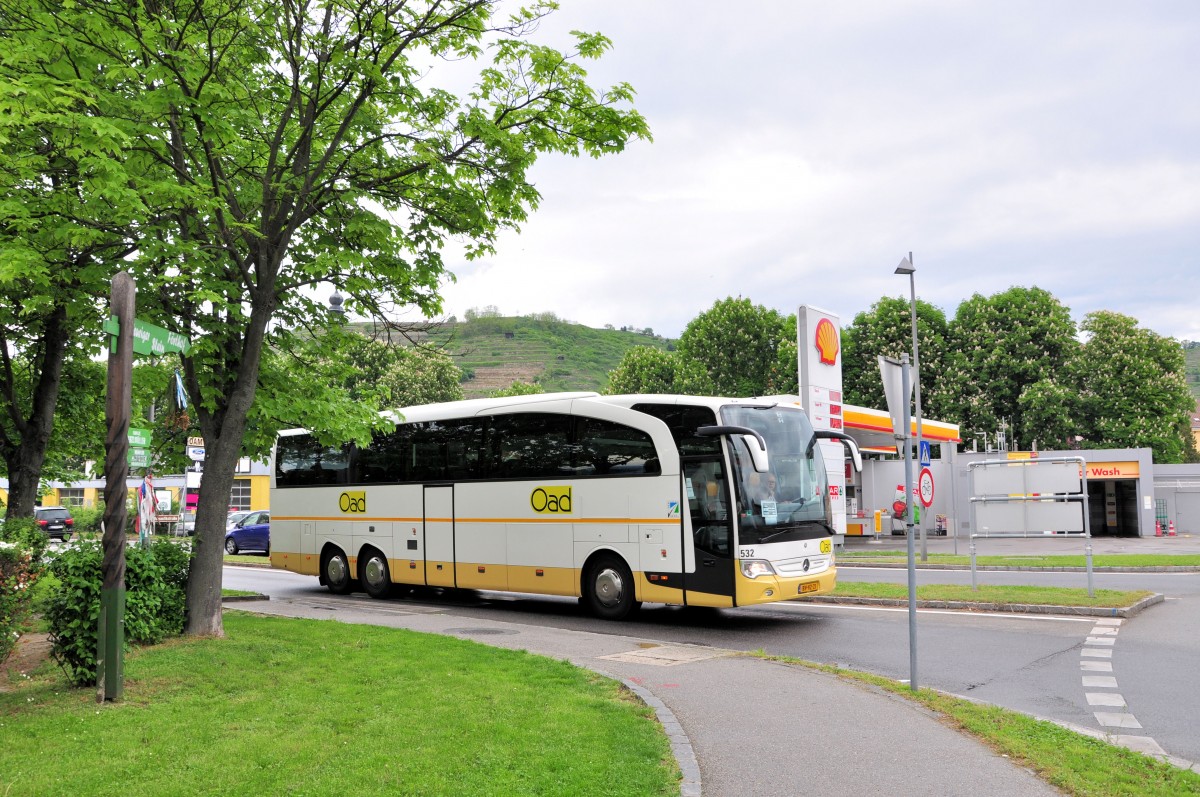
361;550;392;599
583;554;639;621
323;550;354;595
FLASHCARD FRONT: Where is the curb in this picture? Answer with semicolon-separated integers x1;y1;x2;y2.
221;593;271;603
806;592;1164;618
839;561;1200;572
621;678;702;797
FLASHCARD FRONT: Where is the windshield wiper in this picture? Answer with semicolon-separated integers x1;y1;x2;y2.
755;519;834;543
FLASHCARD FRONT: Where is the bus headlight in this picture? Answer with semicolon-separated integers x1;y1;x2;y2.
741;559;777;579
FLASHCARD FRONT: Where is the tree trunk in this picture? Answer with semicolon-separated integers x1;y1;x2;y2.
2;303;70;519
183;432;242;637
183;287;274;637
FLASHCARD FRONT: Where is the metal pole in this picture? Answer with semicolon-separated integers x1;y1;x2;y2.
907;254;926;562
901;355;918;692
970;535;978;591
1081;459;1094;598
100;272;134;703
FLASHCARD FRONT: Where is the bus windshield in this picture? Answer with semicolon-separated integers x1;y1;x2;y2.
722;404;833;545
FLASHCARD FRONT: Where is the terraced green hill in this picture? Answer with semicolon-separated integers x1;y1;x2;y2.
353;315;674;398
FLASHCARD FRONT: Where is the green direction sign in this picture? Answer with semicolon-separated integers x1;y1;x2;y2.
104;316;191;356
128;447;151;468
128;428;152;448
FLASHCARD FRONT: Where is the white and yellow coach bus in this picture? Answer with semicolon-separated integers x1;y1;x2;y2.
269;392;861;619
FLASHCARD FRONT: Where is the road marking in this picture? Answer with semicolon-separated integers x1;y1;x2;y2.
1095;712;1142;729
1082;675;1119;688
1088;626;1118;635
1086;693;1127;707
1081;648;1113;658
1080;661;1113;672
781;602;1096;623
1085;636;1116;646
1109;736;1166;756
1093;618;1123;627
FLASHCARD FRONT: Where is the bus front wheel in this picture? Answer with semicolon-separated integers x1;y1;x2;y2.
360;550;392;599
323;550;354;595
583;554;639;621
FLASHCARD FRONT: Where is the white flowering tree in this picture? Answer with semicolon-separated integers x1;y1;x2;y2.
1071;311;1196;463
945;287;1079;450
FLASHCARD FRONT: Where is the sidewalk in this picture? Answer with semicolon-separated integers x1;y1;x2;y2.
233;594;1060;797
843;532;1200;558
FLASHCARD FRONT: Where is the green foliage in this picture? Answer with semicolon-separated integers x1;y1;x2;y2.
44;539;192;685
68;505;104;536
1072;311;1195;463
489;381;544;397
841;296;951;419
944;287;1079;450
0;519;47;665
606;346;679;394
674;297;791;397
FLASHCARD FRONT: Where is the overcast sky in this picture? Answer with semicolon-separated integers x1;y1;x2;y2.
430;1;1199;342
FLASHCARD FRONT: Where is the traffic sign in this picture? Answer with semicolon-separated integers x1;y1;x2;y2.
919;440;932;467
103;316;191;356
918;467;935;508
128;428;152;448
128;447;151;468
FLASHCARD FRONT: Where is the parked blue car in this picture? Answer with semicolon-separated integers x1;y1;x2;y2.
224;510;270;555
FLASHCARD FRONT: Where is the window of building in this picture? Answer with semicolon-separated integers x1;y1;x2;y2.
58;488;85;507
229;479;252;510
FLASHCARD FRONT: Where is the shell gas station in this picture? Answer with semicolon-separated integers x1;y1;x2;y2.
797;305;1175;542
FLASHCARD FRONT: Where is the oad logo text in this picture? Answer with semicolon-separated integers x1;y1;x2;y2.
339;491;367;514
531;486;572;514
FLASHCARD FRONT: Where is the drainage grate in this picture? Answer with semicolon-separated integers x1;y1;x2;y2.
599;645;733;666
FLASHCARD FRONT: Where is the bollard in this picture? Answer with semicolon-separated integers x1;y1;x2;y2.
970;537;978;591
1155;520;1162;537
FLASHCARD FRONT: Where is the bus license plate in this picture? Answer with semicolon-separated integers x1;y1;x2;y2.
799;582;819;594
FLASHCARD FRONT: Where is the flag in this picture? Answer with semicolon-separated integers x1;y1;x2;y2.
139;472;156;540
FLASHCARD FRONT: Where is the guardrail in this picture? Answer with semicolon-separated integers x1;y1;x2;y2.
968;456;1094;597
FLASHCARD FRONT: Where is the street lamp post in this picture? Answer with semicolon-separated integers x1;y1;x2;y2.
895;253;926;562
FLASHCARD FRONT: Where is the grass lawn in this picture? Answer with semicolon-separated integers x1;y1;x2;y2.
0;613;677;797
838;551;1200;568
755;654;1200;797
223;553;271;566
832;580;1151;607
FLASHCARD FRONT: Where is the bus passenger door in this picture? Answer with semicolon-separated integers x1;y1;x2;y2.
682;459;735;604
424;485;456;588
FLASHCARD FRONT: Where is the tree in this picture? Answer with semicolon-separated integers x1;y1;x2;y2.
605;346;679;394
841;297;951;419
490;381;543;398
0;26;139;517
675;298;788;397
1072;311;1194;462
7;0;647;636
945;287;1078;450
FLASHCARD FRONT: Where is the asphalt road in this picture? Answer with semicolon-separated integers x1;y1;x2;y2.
223;561;1200;766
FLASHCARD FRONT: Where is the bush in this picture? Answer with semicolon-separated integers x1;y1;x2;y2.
44;538;193;686
70;505;105;536
0;518;47;666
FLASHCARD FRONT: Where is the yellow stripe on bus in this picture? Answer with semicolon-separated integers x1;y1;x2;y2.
272;515;680;525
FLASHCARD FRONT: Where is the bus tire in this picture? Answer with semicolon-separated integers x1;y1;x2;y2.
360;549;392;599
323;549;354;595
583;554;638;621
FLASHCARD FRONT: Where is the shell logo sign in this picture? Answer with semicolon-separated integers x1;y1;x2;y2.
814;318;839;365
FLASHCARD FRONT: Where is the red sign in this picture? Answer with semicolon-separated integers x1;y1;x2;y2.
814;318;839;365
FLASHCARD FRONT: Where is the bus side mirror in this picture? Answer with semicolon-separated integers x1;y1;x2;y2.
696;425;770;473
741;434;770;474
